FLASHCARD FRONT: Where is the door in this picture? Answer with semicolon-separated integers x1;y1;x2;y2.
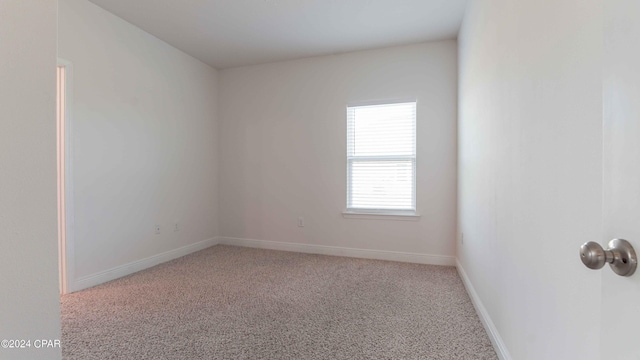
601;0;640;358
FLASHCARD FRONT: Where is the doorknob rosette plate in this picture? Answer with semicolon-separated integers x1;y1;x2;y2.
608;239;637;277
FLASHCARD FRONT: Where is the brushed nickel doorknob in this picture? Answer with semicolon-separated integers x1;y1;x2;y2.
580;239;637;277
580;242;608;269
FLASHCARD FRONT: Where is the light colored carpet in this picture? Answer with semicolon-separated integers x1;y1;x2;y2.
61;245;497;360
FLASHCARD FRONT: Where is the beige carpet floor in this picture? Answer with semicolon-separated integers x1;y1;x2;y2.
61;245;497;359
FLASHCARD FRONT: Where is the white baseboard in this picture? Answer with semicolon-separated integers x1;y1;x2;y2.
70;237;220;293
456;259;512;360
218;236;455;266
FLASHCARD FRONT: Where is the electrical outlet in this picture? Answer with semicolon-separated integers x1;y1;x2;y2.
155;224;161;234
174;222;180;232
298;217;304;227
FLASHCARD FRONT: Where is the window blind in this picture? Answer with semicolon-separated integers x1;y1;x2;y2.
347;101;416;213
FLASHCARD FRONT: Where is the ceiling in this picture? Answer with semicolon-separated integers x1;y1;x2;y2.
88;0;468;69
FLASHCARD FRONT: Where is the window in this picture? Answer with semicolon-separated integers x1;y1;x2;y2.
346;101;417;215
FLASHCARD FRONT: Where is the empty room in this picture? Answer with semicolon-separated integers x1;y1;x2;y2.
2;0;639;359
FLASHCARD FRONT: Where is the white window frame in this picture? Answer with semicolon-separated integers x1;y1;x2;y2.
344;99;418;218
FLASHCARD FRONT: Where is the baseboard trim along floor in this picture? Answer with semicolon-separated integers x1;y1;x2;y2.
218;236;456;266
70;237;220;292
69;237;457;293
456;260;512;360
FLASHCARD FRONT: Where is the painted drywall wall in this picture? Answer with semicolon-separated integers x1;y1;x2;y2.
457;0;602;359
0;1;61;359
58;0;219;286
219;41;457;260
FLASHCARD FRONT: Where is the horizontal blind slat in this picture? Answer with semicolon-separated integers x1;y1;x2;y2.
347;101;416;211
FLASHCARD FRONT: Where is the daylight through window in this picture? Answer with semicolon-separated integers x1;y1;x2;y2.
346;101;416;214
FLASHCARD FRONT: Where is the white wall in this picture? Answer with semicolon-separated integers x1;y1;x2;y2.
219;41;458;261
0;1;61;359
457;0;602;359
58;0;219;288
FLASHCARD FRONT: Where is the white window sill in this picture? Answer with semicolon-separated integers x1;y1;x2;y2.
341;211;421;221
